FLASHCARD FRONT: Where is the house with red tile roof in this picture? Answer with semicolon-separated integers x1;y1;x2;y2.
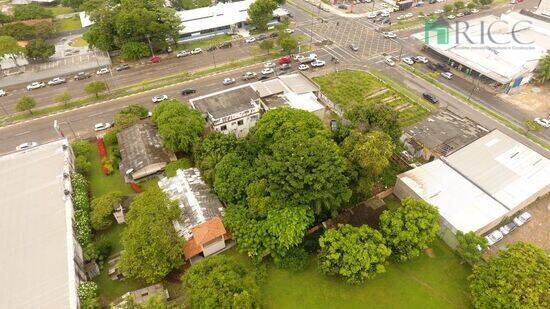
183;217;232;264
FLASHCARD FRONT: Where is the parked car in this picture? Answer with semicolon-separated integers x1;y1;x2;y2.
27;81;46;90
414;56;429;63
242;71;257;80
264;61;276;68
176;50;190;57
426;63;438;70
385;57;395;66
513;212;532;226
298;64;309;71
94;122;111;132
115;64;130;71
456;12;464;17
471;8;479;14
181;88;197;96
280;63;291;70
366;12;377;18
435;63;450;71
96;67;110;75
534;117;550;128
219;41;232;49
150;56;161;63
261;68;274;75
245;37;256;43
74;72;91;80
441;72;453;79
223;77;236;85
278;56;291;65
383;31;397;38
423;92;438;104
15;142;38;151
257;34;267;41
433;9;444;14
206;45;217;52
311;60;325;67
269;32;279;38
499;222;517;235
402;57;414;65
0;89;5;96
152;94;169;103
349;44;359;51
285;28;294;34
447;14;456;19
191;48;203;55
47;77;66;86
485;230;504;246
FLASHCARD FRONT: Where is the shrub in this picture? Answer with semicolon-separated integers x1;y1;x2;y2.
103;131;118;147
71;173;94;259
91;191;122;230
71;140;93;157
75;155;92;175
78;282;99;309
273;247;310;271
164;158;192;177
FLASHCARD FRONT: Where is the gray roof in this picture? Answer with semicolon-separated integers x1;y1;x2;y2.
404;110;488;156
278;73;318;94
191;85;259;119
0;139;78;309
158;168;224;240
117;121;174;179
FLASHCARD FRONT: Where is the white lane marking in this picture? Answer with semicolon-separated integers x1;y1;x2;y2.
88;112;102;117
15;130;31;136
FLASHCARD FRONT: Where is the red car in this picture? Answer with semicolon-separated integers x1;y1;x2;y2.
278;56;291;65
150;56;161;63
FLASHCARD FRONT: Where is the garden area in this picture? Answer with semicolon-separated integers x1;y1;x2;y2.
314;70;432;126
54;17;82;32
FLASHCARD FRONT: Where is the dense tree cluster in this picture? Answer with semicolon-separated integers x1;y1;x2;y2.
456;231;487;265
25;39;55;61
193;132;239;185
91;191;122;230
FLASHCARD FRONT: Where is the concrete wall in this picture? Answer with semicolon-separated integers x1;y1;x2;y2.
213;113;260;138
202;236;226;257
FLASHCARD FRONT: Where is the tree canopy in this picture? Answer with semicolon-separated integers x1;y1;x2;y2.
344;102;401;142
0;36;25;58
456;231;487;265
319;224;391;284
535;51;550;84
193;132;239;185
25;39;55;61
16;96;37;114
13;4;53;21
247;0;277;32
85;81;107;98
342;130;395;179
119;187;183;283
152;99;206;153
379;197;439;261
91;191;123;230
182;254;262;308
469;242;550;308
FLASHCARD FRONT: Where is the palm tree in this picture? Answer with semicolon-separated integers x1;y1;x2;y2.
535;52;550;84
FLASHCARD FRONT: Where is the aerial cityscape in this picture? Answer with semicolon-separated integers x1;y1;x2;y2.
0;0;548;308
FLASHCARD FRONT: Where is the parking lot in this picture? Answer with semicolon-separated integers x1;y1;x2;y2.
486;194;550;256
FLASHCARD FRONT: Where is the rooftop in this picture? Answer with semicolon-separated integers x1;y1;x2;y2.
183;217;227;260
158;168;224;240
0;139;78;309
251;73;319;97
190;85;260;119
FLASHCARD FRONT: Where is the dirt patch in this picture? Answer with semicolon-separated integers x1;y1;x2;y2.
498;84;550;117
424;248;435;258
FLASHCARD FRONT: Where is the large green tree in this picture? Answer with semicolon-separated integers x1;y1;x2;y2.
91;191;123;230
119;187;183;283
182;255;262;308
469;242;549;308
535;52;550;84
456;231;487;265
319;224;391;284
85;81;107;98
247;0;277;32
16;96;37;114
214;152;253;205
0;36;25;64
13;4;53;21
379;197;439;261
25;39;55;61
345;102;401;142
121;41;151;61
152;99;206;153
193;132;239;185
279;34;298;54
342;130;395;179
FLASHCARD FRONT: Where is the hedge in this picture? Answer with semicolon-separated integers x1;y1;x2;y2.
71;173;94;259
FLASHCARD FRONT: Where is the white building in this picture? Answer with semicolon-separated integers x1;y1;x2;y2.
0;139;86;309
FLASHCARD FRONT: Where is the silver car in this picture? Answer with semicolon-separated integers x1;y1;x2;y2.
485;230;503;246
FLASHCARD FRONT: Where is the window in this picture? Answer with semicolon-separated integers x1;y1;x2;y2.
237;120;244;126
220;125;227;131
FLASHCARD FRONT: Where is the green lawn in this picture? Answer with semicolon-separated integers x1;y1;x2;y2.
88;141;134;198
47;5;74;16
55;17;82;32
164;158;192;177
249;238;471;308
313;70;431;126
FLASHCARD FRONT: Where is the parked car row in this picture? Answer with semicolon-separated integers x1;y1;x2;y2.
176;48;203;58
485;212;532;246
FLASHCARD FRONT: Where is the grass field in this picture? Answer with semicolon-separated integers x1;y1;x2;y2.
88;141;134;198
55;17;82;32
251;238;471;308
47;5;74;16
313;70;431;126
71;36;88;47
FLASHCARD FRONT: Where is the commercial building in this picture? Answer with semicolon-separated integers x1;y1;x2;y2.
415;11;550;92
0;139;86;309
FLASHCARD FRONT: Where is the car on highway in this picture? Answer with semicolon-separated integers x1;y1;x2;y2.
311;60;325;67
383;31;397;38
456;12;464;17
94;123;111;132
0;89;5;96
298;64;309;71
15;142;38;151
47;77;66;86
245;37;256;43
447;14;456;19
269;32;279;38
285;28;294;34
219;41;232;49
512;212;532;226
223;77;236;85
257;34;267;41
499;222;517;235
402;57;414;65
261;68;274;75
534;117;550;128
441;72;453;79
414;56;429;63
176;50;191;57
264;61;276;68
366;12;377;18
152;94;169;103
349;44;359;52
115;64;130;71
181;88;197;96
485;230;503;246
380;11;390;17
190;48;202;55
433;9;444;14
74;72;91;80
242;71;257;80
471;8;479;14
206;45;217;52
280;63;291;70
384;57;395;66
96;67;110;75
423;92;439;104
27;81;46;91
278;56;291;65
150;55;161;63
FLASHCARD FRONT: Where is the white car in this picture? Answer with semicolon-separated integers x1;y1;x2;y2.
441;72;453;79
404;13;413;18
366;12;377;18
471;8;479;14
447;14;456;19
47;77;66;86
264;62;276;68
94;123;111;132
190;48;202;54
16;142;38;151
434;9;444;14
285;28;294;34
242;71;257;80
456;12;464;17
176;50;190;57
152;95;169;103
534;117;550;128
96;67;110;75
0;89;6;96
512;212;532;226
397;15;406;20
380;11;390;17
385;57;396;66
245;37;256;43
308;53;318;60
27;81;46;91
498;222;517;235
311;60;325;67
485;230;504;246
383;32;397;38
414;56;429;63
298;64;309;71
261;68;274;75
223;77;236;85
402;57;414;65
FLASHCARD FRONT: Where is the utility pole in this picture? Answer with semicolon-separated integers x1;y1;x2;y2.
146;34;154;56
